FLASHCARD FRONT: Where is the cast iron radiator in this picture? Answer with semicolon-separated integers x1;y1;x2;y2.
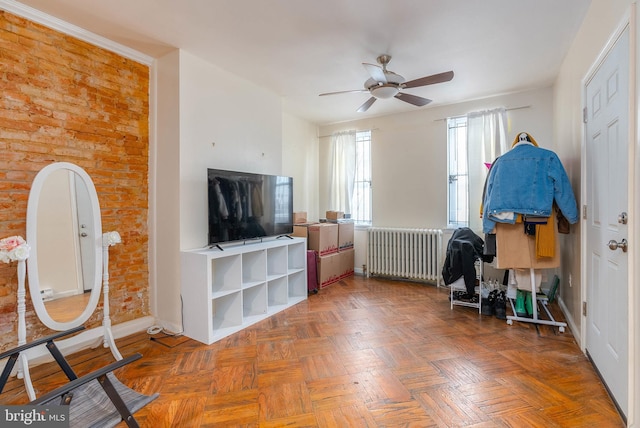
367;227;443;285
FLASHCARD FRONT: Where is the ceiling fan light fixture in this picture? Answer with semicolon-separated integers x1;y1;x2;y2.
371;84;399;99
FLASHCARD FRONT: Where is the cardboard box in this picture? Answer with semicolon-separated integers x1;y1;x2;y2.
326;211;344;220
317;250;354;288
338;221;354;251
293;211;307;224
308;223;338;256
338;248;355;279
292;222;317;239
317;252;341;288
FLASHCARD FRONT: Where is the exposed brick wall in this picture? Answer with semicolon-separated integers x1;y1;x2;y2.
0;11;150;351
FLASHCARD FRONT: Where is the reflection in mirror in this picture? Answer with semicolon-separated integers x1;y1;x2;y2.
27;162;102;332
37;169;96;323
44;293;92;323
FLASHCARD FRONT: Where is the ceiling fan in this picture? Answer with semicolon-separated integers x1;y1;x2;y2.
320;54;454;113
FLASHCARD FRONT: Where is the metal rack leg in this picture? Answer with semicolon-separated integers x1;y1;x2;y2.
505;268;566;332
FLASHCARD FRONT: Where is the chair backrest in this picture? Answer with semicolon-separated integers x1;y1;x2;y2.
0;326;156;428
0;325;85;395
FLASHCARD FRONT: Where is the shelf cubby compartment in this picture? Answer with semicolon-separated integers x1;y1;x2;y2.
288;270;307;300
212;291;243;331
242;250;266;288
287;241;306;273
267;246;288;280
211;255;242;296
268;276;288;309
243;283;267;319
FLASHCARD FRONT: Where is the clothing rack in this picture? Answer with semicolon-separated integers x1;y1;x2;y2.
482;136;577;333
505;267;566;332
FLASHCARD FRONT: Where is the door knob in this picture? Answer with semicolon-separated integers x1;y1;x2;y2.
80;232;88;237
608;239;628;252
618;212;628;224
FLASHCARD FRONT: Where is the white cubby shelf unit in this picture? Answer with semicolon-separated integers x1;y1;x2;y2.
180;237;308;345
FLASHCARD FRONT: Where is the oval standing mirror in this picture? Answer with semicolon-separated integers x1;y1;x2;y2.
26;162;103;331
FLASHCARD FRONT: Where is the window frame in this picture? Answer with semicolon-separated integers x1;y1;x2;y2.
447;116;469;228
352;130;372;226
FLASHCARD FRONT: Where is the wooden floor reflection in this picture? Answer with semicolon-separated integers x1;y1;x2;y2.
44;292;91;323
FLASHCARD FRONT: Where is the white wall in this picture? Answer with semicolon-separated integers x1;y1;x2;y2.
318;87;555;272
153;50;182;332
178;50;284;250
282;112;320;221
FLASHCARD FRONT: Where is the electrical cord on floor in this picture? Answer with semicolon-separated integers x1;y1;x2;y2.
147;325;163;335
147;295;186;347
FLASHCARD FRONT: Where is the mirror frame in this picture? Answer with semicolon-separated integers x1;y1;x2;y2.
26;162;103;331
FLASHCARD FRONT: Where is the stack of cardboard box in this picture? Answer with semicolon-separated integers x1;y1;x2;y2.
292;211;354;288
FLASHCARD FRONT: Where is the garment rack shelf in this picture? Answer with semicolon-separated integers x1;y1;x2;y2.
505;267;566;332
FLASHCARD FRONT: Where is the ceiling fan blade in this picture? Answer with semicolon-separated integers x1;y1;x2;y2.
357;97;377;112
362;63;387;83
395;92;432;107
319;89;369;96
403;70;454;89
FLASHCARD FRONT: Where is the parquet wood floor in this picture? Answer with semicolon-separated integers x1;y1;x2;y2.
1;275;625;427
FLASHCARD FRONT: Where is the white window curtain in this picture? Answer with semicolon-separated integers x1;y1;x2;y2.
329;130;356;214
467;107;507;233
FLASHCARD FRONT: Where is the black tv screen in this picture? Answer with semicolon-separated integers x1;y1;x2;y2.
207;168;293;245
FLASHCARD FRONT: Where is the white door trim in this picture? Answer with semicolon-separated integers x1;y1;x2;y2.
631;4;640;426
581;4;637;425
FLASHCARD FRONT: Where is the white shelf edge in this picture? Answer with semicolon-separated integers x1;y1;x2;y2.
267;273;287;282
211;288;241;300
242;279;266;290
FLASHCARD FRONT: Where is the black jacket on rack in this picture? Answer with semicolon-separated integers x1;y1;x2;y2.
442;228;493;296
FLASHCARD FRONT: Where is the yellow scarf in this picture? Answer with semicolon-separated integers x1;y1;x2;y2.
536;209;555;258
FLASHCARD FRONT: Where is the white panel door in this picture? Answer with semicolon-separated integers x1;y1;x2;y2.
585;26;629;418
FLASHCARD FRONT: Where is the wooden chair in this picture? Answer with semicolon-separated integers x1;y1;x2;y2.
0;326;157;428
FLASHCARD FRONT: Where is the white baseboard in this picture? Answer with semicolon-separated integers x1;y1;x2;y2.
558;297;581;348
18;316;156;368
111;316;157;339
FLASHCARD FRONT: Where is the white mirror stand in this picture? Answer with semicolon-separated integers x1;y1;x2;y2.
14;236;122;400
101;231;123;361
14;162;124;400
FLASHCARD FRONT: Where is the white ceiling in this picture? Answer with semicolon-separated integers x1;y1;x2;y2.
14;0;592;125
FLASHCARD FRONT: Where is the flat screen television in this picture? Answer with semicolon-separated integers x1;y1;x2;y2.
207;168;293;246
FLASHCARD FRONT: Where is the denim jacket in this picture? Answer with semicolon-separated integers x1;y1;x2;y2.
482;143;579;233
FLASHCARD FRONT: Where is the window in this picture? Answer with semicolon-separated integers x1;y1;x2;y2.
274;176;292;224
447;108;507;231
329;130;372;226
352;130;372;225
447;116;468;228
